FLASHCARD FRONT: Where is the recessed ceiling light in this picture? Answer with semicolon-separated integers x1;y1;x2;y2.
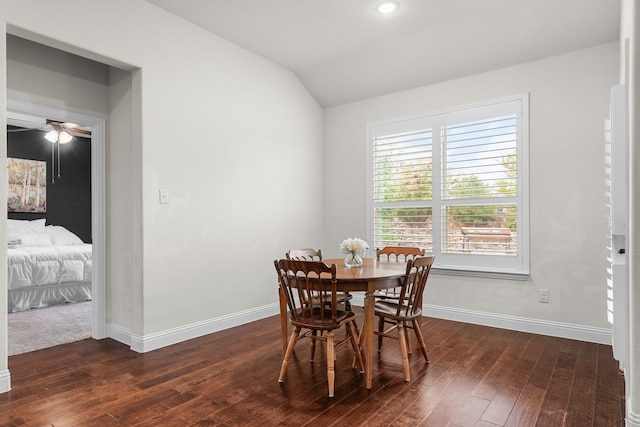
376;1;399;14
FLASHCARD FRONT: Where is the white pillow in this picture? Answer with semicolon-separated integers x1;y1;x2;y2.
16;233;53;247
8;219;46;235
45;225;84;245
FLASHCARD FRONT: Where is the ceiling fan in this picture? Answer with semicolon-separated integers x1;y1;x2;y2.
7;114;92;183
7;117;91;142
42;120;89;144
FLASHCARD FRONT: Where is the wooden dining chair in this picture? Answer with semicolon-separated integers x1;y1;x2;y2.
286;248;355;312
274;258;364;397
351;246;426;360
374;255;435;381
375;246;425;301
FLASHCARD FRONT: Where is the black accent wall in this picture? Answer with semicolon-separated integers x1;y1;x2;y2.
7;126;92;243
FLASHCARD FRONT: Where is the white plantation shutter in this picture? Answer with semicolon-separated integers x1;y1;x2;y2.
372;129;434;250
367;95;529;275
605;84;627;369
443;116;517;200
441;115;519;257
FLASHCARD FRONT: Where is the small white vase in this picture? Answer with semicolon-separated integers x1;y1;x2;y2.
344;253;363;268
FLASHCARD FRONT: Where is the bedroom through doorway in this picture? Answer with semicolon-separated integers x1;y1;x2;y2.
7;115;90;354
5;103;106;355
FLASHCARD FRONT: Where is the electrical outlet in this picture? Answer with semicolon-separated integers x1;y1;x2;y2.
538;289;549;303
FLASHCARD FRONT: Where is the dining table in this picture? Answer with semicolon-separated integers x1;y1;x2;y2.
277;257;409;390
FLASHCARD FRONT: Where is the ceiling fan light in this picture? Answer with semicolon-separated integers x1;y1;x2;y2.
45;130;59;143
376;1;399;14
58;130;74;144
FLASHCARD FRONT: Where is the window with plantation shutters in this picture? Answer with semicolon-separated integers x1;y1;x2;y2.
367;95;529;276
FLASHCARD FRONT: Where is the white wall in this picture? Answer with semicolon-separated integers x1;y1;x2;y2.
324;43;619;334
107;67;138;333
0;0;323;388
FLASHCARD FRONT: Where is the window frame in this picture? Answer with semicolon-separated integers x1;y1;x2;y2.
366;94;530;277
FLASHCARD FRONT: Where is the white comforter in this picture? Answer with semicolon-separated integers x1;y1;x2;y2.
8;244;92;290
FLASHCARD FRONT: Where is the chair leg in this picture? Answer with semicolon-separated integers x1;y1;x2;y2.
310;329;318;362
347;321;364;373
352;317;360;339
345;296;352;311
377;315;385;352
343;298;358;342
397;322;411;381
326;331;335;397
404;322;412;354
352;319;365;369
412;319;429;363
357;319;365;347
279;326;300;383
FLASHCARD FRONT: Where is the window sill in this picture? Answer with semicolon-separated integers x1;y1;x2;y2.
432;267;530;281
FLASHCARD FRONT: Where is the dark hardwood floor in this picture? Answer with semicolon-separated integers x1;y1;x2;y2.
0;312;625;426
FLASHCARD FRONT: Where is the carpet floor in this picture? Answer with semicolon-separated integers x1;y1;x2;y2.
8;301;92;356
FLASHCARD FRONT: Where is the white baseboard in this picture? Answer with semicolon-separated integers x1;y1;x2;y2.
106;303;281;353
422;304;612;344
106;323;133;348
0;369;11;394
104;297;611;354
350;295;611;345
628;402;640;427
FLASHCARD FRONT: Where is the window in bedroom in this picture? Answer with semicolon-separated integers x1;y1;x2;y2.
366;94;529;276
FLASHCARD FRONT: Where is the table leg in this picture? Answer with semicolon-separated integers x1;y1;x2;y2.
364;289;375;389
278;285;288;355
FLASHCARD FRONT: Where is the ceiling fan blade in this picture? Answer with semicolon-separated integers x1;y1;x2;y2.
6;127;42;132
7;119;91;138
45;120;92;136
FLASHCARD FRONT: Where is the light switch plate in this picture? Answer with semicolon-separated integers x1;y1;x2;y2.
159;189;170;204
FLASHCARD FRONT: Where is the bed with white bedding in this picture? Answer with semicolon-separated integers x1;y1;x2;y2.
7;219;92;312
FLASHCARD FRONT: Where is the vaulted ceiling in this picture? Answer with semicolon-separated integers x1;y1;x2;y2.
146;0;621;107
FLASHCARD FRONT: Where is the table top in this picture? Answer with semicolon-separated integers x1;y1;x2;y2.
321;257;408;291
322;257;407;278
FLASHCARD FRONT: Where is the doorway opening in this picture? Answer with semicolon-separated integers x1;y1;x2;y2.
6;101;107;352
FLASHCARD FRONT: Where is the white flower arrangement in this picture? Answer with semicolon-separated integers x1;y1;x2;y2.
339;237;369;256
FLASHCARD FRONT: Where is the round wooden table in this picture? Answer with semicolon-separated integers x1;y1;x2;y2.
278;257;408;389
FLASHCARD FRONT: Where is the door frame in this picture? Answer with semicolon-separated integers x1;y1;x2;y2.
7;99;107;338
